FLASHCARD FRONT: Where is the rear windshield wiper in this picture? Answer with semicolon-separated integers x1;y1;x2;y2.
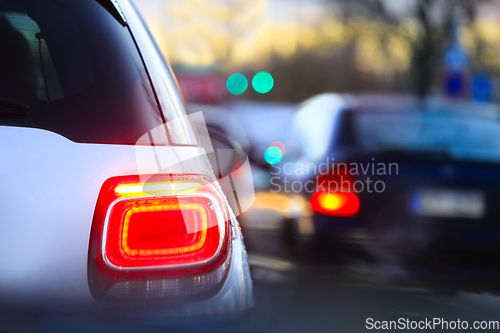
0;97;28;118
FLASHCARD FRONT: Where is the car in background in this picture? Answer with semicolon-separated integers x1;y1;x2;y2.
225;101;303;230
188;103;251;152
281;93;500;269
229;100;296;167
0;0;251;317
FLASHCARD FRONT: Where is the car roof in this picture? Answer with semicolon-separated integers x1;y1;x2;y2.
348;94;500;120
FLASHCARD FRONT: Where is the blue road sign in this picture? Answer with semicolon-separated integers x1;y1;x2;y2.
472;74;493;102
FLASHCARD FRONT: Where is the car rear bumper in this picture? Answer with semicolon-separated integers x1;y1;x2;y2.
0;220;253;321
312;214;500;252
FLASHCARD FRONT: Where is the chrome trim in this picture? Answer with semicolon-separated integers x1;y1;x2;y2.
110;0;127;24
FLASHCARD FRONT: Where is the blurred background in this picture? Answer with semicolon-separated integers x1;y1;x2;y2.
135;0;500;103
131;0;500;332
111;1;500;331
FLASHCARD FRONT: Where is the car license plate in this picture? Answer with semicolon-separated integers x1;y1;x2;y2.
410;189;485;219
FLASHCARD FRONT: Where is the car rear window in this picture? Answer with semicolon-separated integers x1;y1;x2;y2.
353;111;500;163
0;0;195;145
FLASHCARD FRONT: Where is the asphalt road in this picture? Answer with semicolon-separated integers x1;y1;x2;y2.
201;226;500;332
3;223;500;332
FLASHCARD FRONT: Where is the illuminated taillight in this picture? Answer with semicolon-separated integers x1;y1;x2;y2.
88;174;231;300
311;190;360;216
311;165;360;216
104;197;222;269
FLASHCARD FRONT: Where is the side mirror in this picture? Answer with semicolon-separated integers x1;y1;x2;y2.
207;126;245;178
188;113;256;215
205;126;255;215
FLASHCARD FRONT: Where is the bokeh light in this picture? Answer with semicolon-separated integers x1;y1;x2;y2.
254;171;271;188
318;192;346;210
264;146;283;165
269;141;285;154
252;72;274;94
226;73;248;95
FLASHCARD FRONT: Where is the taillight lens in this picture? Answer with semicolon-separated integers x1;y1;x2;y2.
311;190;360;216
88;174;231;300
311;168;360;216
104;197;222;269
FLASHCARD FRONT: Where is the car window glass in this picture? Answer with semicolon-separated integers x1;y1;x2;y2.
121;0;198;146
355;112;500;162
0;0;166;145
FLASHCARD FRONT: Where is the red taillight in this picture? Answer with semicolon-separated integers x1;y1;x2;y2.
104;197;222;269
311;166;360;216
88;174;231;300
311;190;360;216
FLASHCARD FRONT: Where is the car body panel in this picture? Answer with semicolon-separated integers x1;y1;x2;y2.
0;125;252;312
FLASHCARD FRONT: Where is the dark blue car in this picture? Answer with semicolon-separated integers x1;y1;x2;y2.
281;94;500;266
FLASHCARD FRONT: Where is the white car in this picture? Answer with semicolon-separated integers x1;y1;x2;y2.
0;0;252;317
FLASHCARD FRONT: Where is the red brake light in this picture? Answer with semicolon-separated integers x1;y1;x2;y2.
311;191;360;216
104;197;223;269
311;166;360;216
88;174;231;300
102;174;229;269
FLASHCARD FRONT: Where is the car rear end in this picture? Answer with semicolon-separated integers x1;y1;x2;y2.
309;101;500;261
0;0;251;316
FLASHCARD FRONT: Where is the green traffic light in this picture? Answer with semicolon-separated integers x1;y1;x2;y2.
252;72;274;94
226;73;248;95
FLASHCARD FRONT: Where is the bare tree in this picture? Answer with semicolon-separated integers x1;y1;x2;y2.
334;0;493;97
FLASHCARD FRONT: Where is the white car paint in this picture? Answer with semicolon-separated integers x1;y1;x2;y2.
0;125;251;312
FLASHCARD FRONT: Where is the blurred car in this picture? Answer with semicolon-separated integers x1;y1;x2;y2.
283;93;500;264
0;0;251;316
188;103;251;152
229;100;296;167
224;101;302;231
